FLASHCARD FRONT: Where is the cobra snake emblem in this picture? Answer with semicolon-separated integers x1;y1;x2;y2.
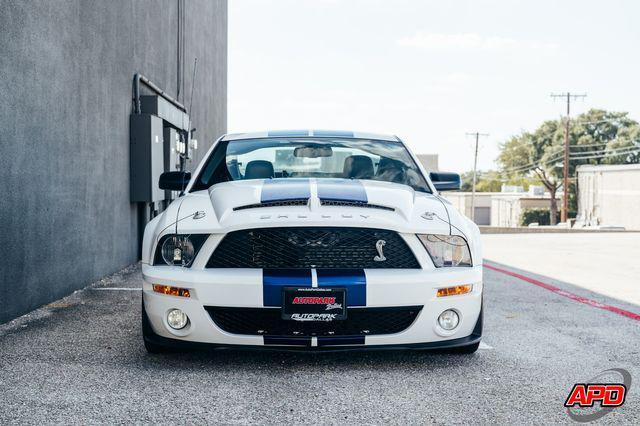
374;239;387;262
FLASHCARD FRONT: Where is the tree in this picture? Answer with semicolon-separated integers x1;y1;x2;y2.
497;109;639;225
460;170;539;192
460;170;502;192
498;120;563;224
570;110;639;165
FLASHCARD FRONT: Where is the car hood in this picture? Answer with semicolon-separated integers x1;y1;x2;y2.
166;178;473;237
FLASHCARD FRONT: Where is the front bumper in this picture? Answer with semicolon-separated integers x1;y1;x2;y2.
142;264;483;350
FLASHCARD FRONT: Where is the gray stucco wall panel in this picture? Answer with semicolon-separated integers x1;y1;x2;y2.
0;0;227;323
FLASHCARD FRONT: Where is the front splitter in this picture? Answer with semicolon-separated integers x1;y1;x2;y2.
142;302;483;353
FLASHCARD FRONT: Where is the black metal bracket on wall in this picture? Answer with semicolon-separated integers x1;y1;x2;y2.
133;73;186;114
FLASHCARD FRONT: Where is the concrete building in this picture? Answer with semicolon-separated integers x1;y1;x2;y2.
416;154;439;172
489;194;559;227
444;192;495;225
576;164;640;230
0;1;227;323
443;190;559;227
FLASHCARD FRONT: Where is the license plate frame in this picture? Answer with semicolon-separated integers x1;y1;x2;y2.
282;287;347;321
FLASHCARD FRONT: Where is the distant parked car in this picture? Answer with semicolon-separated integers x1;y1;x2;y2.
141;130;483;353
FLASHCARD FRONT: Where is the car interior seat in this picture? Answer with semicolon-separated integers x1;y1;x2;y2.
343;155;374;179
244;160;275;179
375;157;405;184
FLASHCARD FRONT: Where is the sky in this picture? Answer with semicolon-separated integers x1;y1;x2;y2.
228;0;640;171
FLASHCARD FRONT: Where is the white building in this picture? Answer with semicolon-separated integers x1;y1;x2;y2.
416;154;439;172
576;164;640;230
443;189;559;227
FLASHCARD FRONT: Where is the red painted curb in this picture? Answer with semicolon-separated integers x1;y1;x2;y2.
484;263;640;322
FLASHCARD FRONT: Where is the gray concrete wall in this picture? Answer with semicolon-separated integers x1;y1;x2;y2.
0;0;227;323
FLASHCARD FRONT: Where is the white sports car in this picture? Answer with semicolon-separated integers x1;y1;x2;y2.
141;130;483;353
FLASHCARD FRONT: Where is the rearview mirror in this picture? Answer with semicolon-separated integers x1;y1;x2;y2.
159;171;191;191
294;145;333;158
429;172;461;191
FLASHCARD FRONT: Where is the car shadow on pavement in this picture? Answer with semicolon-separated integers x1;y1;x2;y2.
139;346;483;372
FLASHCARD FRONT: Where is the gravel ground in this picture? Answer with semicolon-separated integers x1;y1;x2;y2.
0;263;638;424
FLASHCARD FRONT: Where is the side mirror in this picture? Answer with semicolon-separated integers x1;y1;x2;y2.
429;172;461;191
159;171;191;191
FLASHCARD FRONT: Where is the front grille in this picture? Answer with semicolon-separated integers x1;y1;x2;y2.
206;227;421;269
233;199;309;211
205;306;422;336
320;200;394;211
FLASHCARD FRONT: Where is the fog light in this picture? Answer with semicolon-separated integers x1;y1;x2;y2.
167;309;189;330
437;284;472;297
438;309;459;331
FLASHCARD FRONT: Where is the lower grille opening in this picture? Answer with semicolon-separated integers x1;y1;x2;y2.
205;306;422;336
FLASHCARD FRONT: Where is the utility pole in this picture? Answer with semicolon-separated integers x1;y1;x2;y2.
550;92;587;223
466;132;489;223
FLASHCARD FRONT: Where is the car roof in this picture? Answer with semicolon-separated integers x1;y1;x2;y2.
221;129;401;142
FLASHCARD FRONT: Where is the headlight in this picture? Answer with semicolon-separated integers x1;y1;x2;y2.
418;234;472;267
155;234;208;267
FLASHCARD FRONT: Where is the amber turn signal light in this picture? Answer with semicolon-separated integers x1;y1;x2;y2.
436;284;472;297
152;284;190;298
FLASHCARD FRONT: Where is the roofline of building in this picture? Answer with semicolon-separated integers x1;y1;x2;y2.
577;163;640;172
443;192;559;200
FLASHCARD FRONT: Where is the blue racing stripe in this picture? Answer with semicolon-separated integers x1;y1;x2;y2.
267;130;310;137
264;336;311;346
263;269;312;307
313;130;354;138
261;178;311;202
316;269;366;307
317;179;368;203
318;335;365;346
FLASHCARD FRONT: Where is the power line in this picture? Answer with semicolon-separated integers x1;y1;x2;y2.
506;115;633;146
569;142;639;157
501;149;564;173
570;147;640;160
569;142;621;149
465;132;489;223
500;143;633;173
498;152;565;176
502;140;633;173
569;145;624;156
499;145;639;177
550;91;587;223
571;151;639;161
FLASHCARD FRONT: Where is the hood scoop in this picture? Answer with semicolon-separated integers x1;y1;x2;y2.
233;198;309;211
319;199;394;211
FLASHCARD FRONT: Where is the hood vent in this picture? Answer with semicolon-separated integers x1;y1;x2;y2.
320;199;394;211
233;199;309;211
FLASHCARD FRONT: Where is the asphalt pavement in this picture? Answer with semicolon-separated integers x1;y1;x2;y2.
483;232;640;306
0;260;638;424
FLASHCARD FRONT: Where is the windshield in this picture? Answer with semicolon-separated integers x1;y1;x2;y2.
191;137;431;193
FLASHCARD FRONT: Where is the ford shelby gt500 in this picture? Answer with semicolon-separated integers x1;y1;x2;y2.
141;130;483;353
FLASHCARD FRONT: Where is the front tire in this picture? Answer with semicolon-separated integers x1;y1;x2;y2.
141;299;167;354
143;336;166;354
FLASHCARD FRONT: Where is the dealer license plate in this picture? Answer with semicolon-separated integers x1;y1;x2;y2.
282;287;347;321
